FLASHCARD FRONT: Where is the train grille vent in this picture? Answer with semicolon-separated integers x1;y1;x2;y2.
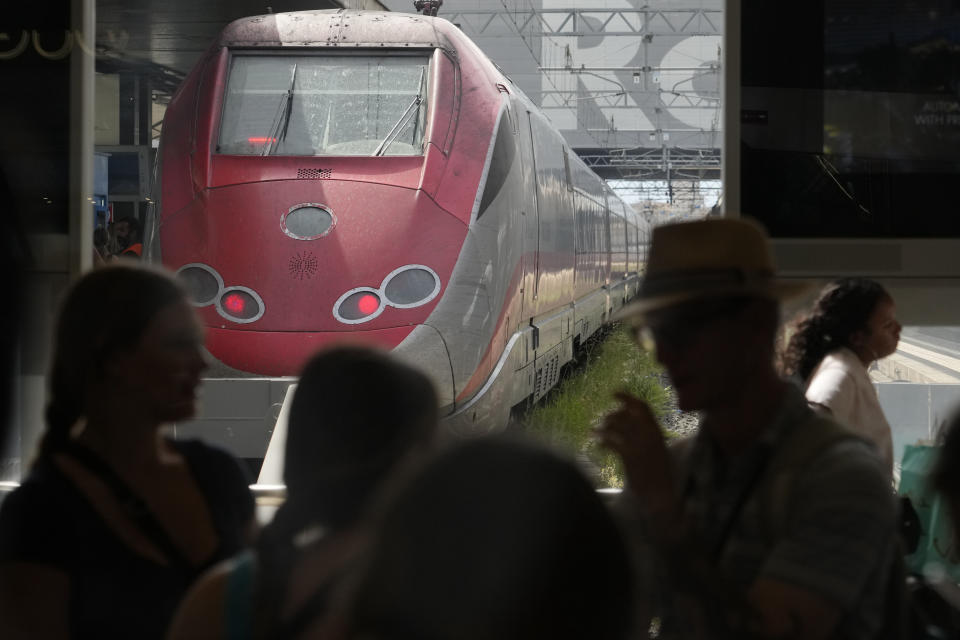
289;252;319;280
533;352;561;401
297;168;332;179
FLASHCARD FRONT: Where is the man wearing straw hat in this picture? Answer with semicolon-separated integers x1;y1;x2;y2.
597;219;898;639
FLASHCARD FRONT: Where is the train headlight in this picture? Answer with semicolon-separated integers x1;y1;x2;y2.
333;265;441;325
334;288;385;324
176;264;223;307
382;265;441;307
283;204;335;240
216;287;265;324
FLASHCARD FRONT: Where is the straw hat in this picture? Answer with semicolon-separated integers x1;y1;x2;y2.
614;217;811;322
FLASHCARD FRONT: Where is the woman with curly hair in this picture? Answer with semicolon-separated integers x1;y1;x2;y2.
781;277;901;475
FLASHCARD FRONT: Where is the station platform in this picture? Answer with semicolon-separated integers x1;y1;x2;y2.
872;339;960;384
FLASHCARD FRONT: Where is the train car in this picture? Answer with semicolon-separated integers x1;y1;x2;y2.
152;8;649;437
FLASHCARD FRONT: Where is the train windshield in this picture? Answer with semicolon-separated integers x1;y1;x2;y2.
218;53;430;157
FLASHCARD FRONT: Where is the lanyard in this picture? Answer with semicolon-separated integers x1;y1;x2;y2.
59;441;195;574
682;442;773;563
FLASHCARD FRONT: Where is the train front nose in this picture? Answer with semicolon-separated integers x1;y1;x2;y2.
161;177;466;406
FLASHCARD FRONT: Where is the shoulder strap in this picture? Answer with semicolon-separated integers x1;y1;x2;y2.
772;413;854;473
225;550;257;640
667;435;697;486
59;441;194;573
761;415;922;640
273;579;338;640
758;413;859;542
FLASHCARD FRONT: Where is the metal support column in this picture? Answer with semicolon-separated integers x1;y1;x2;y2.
70;0;95;276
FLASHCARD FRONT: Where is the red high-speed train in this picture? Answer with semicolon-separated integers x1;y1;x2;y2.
153;9;649;434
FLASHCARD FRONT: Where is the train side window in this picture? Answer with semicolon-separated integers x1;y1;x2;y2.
562;148;573;191
427;48;459;154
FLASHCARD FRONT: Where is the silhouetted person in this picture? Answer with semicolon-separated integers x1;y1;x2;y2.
782;278;901;476
113;215;143;259
342;437;635;640
92;226;109;266
0;168;26;459
0;264;255;639
597;219;898;639
901;408;960;635
168;345;439;640
932;409;960;550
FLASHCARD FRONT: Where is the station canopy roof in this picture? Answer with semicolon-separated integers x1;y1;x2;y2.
95;0;388;99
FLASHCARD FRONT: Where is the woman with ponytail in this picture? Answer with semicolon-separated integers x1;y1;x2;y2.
0;264;255;639
781;277;901;475
167;345;438;640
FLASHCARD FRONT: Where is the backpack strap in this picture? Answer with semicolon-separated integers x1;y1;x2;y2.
668;411;859;543
667;435;696;486
225;550;257;640
59;441;194;573
757;412;859;543
273;578;338;640
764;413;927;640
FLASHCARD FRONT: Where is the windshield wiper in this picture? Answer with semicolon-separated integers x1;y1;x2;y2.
372;67;426;157
263;63;298;156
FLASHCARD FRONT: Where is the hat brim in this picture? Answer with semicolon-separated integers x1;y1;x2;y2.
611;280;815;324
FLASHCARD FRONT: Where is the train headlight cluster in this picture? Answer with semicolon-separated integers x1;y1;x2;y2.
383;267;440;307
177;263;222;307
333;265;440;324
217;287;265;323
336;289;384;323
176;264;265;324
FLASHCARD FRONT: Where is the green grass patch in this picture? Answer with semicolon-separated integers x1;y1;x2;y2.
517;325;672;488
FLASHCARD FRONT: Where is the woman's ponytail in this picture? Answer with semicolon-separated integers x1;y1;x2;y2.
781;278;888;382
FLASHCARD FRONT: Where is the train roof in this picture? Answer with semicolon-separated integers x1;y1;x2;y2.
218;10;458;53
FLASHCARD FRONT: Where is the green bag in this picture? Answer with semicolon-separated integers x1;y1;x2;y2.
899;443;960;581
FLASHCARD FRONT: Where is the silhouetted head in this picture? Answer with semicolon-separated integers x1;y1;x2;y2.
931;408;960;551
346;437;634;640
640;294;781;412
93;227;108;250
250;346;438;639
283;345;438;529
41;264;192;456
782;278;898;381
113;216;140;249
614;219;806;412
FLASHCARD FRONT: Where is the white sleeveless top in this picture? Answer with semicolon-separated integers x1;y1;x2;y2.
804;347;893;475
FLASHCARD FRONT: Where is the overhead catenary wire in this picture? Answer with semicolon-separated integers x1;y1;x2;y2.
497;0;613;149
492;0;721;207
